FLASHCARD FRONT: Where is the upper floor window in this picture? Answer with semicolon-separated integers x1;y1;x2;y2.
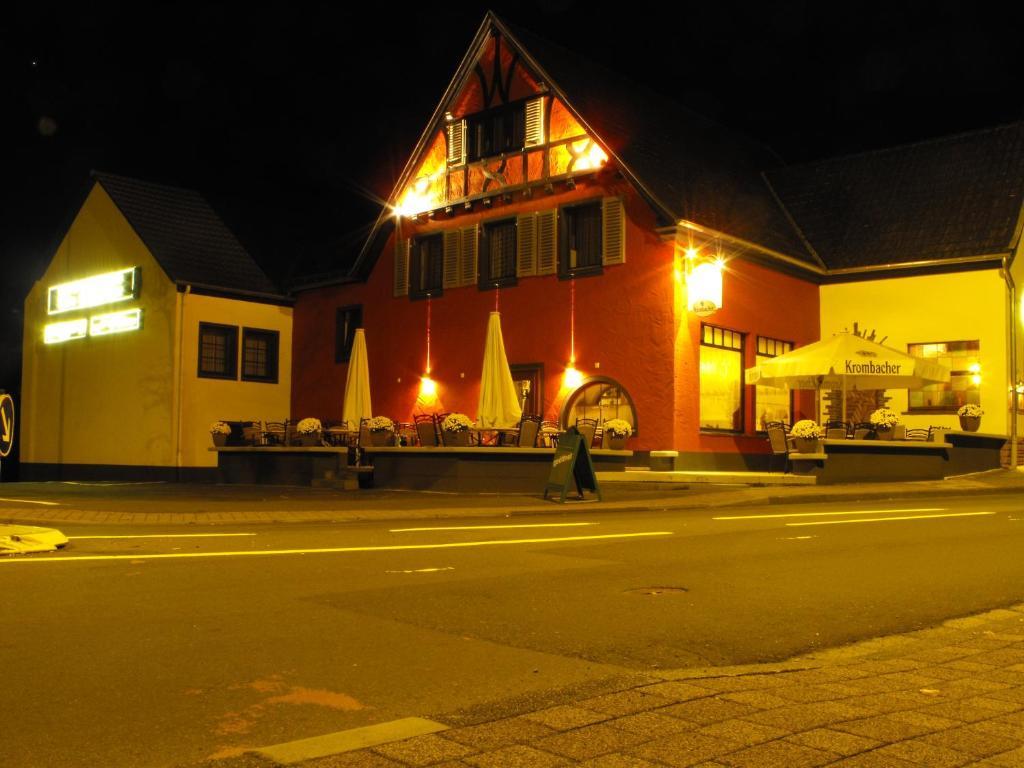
241;328;279;383
335;305;363;363
198;322;237;380
411;234;444;299
560;201;603;277
480;219;517;288
467;102;527;162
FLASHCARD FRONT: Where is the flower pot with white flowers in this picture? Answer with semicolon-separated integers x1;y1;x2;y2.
869;407;899;440
603;419;633;450
957;404;983;432
296;417;323;446
366;416;395;446
790;420;823;454
441;413;474;446
210;421;231;447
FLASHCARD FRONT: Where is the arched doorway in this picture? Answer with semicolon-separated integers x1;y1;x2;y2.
559;376;638;435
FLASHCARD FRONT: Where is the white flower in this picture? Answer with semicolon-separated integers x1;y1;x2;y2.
210;421;231;435
367;416;395;432
296;417;322;434
790;419;823;439
869;408;899;429
603;419;633;438
957;404;984;418
442;413;474;432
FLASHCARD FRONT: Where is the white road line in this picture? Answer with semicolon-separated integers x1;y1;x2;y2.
0;497;60;506
67;533;257;540
0;531;673;565
787;512;995;527
714;507;945;521
385;567;454;574
781;536;815;540
390;522;596;532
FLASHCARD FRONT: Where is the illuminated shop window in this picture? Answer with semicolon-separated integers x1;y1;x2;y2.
559;202;602;276
44;318;88;344
48;267;139;315
335;305;363;363
242;328;279;383
198;322;237;379
907;340;980;413
755;335;794;430
90;308;142;337
480;219;517;288
700;323;744;433
410;234;444;299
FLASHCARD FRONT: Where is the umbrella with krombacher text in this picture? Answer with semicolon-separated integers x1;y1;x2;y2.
477;312;523;429
342;329;372;431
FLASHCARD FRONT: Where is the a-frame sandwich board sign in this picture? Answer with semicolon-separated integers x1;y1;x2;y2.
543;426;602;503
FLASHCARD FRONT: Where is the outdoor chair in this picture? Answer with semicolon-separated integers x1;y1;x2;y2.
928;426;951;443
414;413;438;447
904;428;928;441
892;424;906;440
241;420;263;445
539;420;561;448
575;418;598;448
396;422;417;447
853;422;873;440
517;414;542;448
766;424;791;473
264;420;287;446
825;420;850;440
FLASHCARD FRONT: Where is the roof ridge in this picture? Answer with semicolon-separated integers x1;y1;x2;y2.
772;119;1024;174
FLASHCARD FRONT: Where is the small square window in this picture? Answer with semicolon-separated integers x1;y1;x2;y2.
241;328;279;383
336;305;363;363
198;323;237;379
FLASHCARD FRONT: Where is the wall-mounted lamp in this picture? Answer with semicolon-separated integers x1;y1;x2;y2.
684;247;724;316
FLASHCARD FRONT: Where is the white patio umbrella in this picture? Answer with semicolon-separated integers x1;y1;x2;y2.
477;312;523;428
745;332;951;421
341;328;372;431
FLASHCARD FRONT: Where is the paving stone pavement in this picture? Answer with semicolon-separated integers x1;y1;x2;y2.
223;603;1024;768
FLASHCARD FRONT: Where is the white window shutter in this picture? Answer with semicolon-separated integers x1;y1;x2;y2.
524;97;545;147
443;230;460;289
536;209;557;275
601;196;625;265
459;225;479;286
394;237;410;297
516;214;537;277
447;120;466;165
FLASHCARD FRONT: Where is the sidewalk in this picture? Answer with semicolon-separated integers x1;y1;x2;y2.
0;469;1022;527
198;602;1024;768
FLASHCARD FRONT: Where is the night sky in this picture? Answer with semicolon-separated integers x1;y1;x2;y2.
4;1;1023;399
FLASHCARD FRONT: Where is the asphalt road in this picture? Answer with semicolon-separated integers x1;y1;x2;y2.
2;493;1023;766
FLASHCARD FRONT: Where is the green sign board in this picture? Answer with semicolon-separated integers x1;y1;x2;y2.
544;426;602;503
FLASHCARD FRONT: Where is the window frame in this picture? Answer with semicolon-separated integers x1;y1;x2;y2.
240;327;279;384
906;339;981;414
335;305;363;364
479;218;518;289
466;99;528;162
197;322;238;380
699;323;745;434
754;335;794;432
558;200;603;279
409;233;444;300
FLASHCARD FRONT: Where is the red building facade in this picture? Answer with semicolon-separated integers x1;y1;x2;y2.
291;14;821;469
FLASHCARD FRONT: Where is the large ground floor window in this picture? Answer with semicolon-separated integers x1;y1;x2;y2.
907;340;980;412
560;376;637;436
755;335;793;429
700;324;744;432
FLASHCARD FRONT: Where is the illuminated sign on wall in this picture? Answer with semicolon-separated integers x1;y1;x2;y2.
44;319;88;344
44;309;143;344
90;308;142;337
47;267;139;315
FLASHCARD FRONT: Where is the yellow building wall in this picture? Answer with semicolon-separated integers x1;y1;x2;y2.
178;293;292;468
820;269;1008;434
1010;241;1024;437
21;185;179;467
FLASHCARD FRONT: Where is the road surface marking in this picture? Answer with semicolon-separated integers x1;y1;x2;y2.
257;717;448;764
787;512;995;527
0;531;674;565
714;507;944;521
781;536;815;540
0;497;60;506
67;533;257;540
390;522;596;532
385;567;454;574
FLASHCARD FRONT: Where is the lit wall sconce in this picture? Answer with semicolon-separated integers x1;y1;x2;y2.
463;201;473;211
684;247;724;316
566;177;576;190
483;197;492;207
969;362;982;386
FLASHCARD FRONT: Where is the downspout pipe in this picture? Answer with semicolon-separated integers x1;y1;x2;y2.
1004;257;1018;469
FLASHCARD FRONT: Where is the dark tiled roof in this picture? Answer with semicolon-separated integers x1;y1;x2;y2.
92;171;283;297
766;122;1024;270
502;20;819;267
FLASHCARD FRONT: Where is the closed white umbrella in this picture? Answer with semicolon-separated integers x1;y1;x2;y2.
745;332;951;420
477;312;523;428
342;329;372;431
